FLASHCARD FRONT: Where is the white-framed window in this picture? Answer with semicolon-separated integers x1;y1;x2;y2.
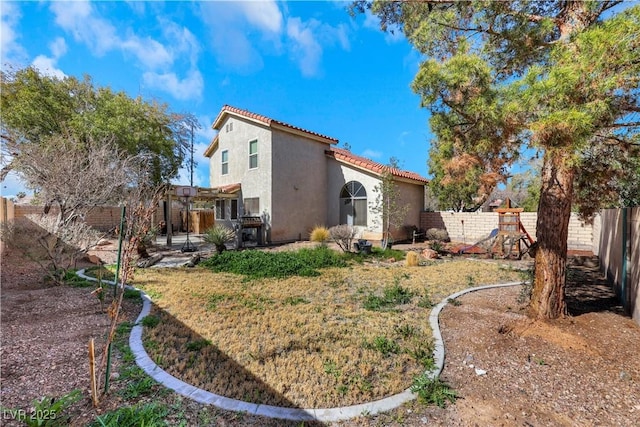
225;122;233;132
215;199;226;220
249;139;258;169
340;181;367;226
231;199;238;220
221;150;229;175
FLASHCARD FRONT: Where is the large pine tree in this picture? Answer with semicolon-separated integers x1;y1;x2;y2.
353;1;640;318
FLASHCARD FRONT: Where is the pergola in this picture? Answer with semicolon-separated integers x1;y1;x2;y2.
162;183;240;246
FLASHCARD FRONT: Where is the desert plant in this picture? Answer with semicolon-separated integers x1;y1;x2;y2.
406;251;419;267
310;225;330;244
410;374;457;407
425;228;450;242
430;240;444;254
363;336;401;356
329;224;357;252
203;225;235;253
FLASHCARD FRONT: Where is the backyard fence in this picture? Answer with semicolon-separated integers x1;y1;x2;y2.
419;211;599;253
599;208;639;325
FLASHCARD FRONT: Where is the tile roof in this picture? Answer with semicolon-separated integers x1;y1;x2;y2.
326;148;429;184
216;183;242;194
213;105;338;144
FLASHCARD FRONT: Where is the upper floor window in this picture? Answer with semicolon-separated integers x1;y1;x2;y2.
225;121;233;132
221;150;229;175
249;139;258;169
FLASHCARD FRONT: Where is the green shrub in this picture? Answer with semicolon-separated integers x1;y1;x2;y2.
201;246;346;279
63;270;93;288
411;374;457;407
123;289;141;300
363;282;415;311
363;336;401;356
118;377;156;399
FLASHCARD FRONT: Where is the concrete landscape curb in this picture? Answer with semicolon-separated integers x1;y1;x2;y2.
76;268;524;421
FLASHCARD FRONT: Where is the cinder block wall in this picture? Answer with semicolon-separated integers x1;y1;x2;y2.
419;211;599;253
12;204;183;233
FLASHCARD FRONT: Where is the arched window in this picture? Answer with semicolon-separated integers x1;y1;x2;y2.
340;181;367;226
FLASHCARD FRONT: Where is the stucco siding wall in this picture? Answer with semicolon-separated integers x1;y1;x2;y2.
391;181;425;241
269;130;330;242
326;160;382;237
209;116;273;223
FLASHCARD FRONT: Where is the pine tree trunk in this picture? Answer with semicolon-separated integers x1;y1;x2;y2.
530;150;575;319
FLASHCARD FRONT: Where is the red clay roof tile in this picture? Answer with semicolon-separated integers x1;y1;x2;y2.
326;148;429;184
213;105;338;143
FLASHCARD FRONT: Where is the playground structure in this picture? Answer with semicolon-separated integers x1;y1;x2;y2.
458;199;535;259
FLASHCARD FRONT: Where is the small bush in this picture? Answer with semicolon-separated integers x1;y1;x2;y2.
363;336;401;356
363;282;415;311
329;224;357;253
64;270;93;288
406;251;419;267
411;374;457;407
203;225;235;253
425;228;450;242
418;291;435;309
310;226;330;243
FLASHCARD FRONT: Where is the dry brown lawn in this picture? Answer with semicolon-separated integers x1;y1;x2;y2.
133;259;523;408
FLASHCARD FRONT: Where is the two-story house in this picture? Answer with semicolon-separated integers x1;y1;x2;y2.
203;105;428;244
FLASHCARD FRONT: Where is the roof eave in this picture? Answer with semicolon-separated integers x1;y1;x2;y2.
203;134;219;158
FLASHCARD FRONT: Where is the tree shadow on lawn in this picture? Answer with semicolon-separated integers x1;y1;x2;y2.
565;262;626;317
141;305;326;426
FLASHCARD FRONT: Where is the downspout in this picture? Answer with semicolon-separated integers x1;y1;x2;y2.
621;208;628;313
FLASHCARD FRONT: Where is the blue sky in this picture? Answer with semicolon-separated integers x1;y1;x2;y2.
1;0;436;197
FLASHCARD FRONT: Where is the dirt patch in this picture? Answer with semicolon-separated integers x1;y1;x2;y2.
2;243;639;426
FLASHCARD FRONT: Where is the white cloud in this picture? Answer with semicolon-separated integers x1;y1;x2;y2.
31;37;67;79
362;149;383;159
121;33;173;69
1;2;27;63
199;2;274;72
285;17;350;77
32;55;65;79
286;17;323;77
49;37;67;58
160;21;201;67
51;1;118;55
239;1;283;34
142;69;203;101
49;1;204;100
